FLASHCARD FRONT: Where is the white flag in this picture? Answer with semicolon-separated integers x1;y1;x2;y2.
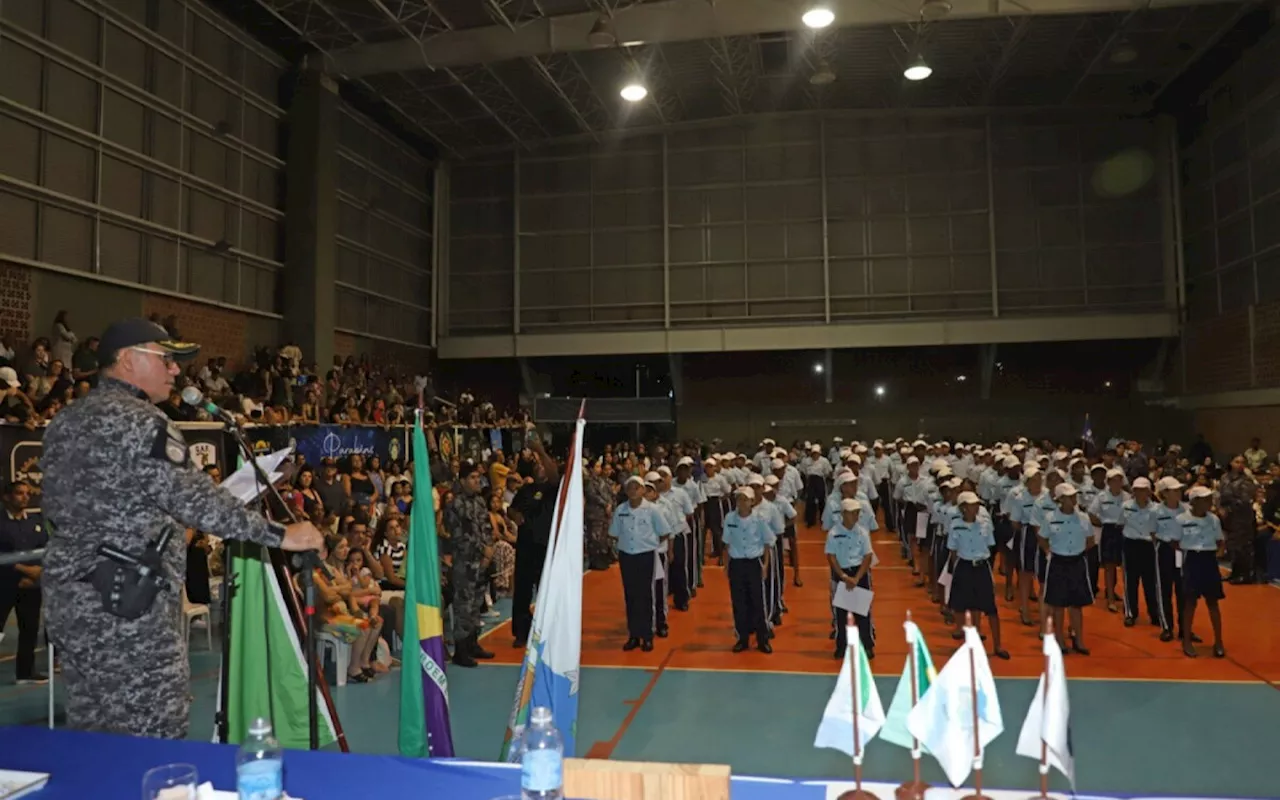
1016;633;1075;789
814;628;885;757
906;625;1003;787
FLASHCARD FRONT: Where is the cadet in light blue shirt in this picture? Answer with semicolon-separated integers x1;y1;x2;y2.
723;488;773;653
1009;468;1047;624
1039;483;1095;655
1176;485;1225;659
1088;469;1130;611
825;498;874;661
945;491;1008;659
658;468;696;612
1153;477;1190;641
1118;477;1160;626
610;476;672;650
759;481;790;625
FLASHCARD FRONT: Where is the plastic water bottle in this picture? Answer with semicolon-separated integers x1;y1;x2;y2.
519;706;564;800
236;717;284;800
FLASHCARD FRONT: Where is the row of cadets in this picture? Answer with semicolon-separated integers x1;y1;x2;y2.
991;454;1021;602
1037;482;1094;655
888;444;914;558
945;490;1010;659
770;454;804;587
656;465;697;612
825;497;875;660
801;443;834;527
758;475;795;626
673;456;707;589
699;456;731;567
609;474;674;652
915;458;947;591
644;471;677;639
1119;476;1160;629
1087;468;1129;612
723;487;774;654
823;469;875;640
893;454;930;572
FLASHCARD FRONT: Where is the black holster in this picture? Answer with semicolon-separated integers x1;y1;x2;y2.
89;541;171;620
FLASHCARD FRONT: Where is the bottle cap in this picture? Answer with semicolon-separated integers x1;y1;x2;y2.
530;706;552;726
248;717;273;736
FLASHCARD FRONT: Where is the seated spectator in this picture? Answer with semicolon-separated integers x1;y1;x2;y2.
305;535;383;684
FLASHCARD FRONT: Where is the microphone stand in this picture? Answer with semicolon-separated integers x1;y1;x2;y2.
217;414;322;752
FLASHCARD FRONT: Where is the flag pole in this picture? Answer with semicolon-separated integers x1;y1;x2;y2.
1028;616;1058;800
838;613;879;800
895;611;929;800
960;611;989;800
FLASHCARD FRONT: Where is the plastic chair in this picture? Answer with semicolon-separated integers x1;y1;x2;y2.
317;632;351;687
182;590;212;650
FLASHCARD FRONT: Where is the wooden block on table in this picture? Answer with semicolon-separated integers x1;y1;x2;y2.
562;758;730;800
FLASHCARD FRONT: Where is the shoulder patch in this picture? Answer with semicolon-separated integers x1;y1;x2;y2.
151;420;190;466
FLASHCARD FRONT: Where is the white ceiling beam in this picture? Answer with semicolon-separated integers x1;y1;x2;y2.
325;0;1238;78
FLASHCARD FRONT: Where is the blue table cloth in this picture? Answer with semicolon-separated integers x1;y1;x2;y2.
0;726;808;800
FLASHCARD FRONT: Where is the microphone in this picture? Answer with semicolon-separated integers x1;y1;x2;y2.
181;386;235;423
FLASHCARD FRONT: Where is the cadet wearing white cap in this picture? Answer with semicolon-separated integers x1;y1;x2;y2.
1081;463;1107;593
946;491;1010;659
609;476;674;651
801;444;833;528
700;457;731;566
1153;477;1195;644
723;487;773;654
759;478;792;626
870;442;894;533
825;498;874;660
1009;465;1047;627
1039;482;1095;655
931;477;963;614
657;467;696;612
1120;477;1161;628
754;439;776;475
894;456;930;570
674;457;707;589
1088;468;1130;612
643;475;673;638
992;455;1021;599
1176;486;1226;658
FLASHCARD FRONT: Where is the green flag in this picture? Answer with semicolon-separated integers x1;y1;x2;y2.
880;618;937;751
223;540;337;749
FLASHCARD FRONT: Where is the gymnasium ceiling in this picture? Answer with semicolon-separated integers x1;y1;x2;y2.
217;0;1266;157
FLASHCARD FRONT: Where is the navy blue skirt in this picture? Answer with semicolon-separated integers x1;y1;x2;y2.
948;558;997;615
1181;550;1225;601
1100;523;1124;566
1016;526;1043;575
1043;553;1093;609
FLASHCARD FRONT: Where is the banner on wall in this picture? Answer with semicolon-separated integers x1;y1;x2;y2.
1;426;44;511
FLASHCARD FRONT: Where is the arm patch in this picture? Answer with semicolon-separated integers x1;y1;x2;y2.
150;420;189;466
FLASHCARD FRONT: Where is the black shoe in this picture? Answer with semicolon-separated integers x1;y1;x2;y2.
512;637;528;649
732;640;749;653
1123;617;1136;628
828;629;836;640
1159;629;1174;642
1213;644;1226;658
833;648;844;660
771;615;782;626
15;673;48;685
1072;643;1090;656
470;637;495;660
641;639;654;652
452;650;478;668
622;638;640;652
992;649;1011;660
690;588;698;598
675;603;689;612
656;626;669;638
757;641;773;654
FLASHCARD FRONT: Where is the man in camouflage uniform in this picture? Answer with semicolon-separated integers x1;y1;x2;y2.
584;463;615;571
40;318;323;739
444;461;492;667
1217;454;1259;584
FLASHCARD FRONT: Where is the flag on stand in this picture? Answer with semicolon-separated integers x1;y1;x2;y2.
880;619;937;751
906;625;1003;787
814;627;885;756
398;411;456;758
500;414;586;760
221;541;339;750
1016;632;1075;789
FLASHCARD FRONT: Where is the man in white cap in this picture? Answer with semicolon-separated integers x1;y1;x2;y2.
759;477;794;626
1153;477;1194;644
1088;468;1131;612
723;487;773;654
825;497;874;660
1120;477;1161;628
674;456;707;590
894;455;930;570
609;475;674;652
656;466;696;612
643;474;674;638
870;442;894;534
800;443;832;528
771;455;803;587
1176;485;1226;658
699;457;731;567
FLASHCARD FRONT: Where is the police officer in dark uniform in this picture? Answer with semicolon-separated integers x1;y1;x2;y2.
443;461;493;667
507;429;560;649
0;480;47;684
40;318;323;739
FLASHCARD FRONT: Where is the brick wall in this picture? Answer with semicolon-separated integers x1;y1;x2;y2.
1181;313;1250;394
0;265;33;345
1254;301;1280;387
142;295;250;370
333;331;430;374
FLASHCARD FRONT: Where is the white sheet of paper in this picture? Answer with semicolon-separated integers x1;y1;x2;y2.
1175;549;1183;569
1005;533;1015;549
218;446;294;504
937;568;952;588
914;513;929;540
653;550;665;582
832;583;873;616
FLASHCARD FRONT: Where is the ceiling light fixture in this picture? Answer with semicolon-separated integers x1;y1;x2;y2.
587;15;617;48
903;56;932;81
810;59;836;85
802;5;835;29
620;82;648;102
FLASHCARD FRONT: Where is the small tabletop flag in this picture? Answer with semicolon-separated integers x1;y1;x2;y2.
880;618;937;751
814;627;884;756
1016;632;1076;790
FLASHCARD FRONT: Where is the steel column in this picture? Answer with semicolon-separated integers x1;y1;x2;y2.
663;133;671;329
820;114;831;324
513;149;522;335
985;116;999;317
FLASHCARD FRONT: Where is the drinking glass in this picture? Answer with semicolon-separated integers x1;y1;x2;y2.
141;763;198;800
